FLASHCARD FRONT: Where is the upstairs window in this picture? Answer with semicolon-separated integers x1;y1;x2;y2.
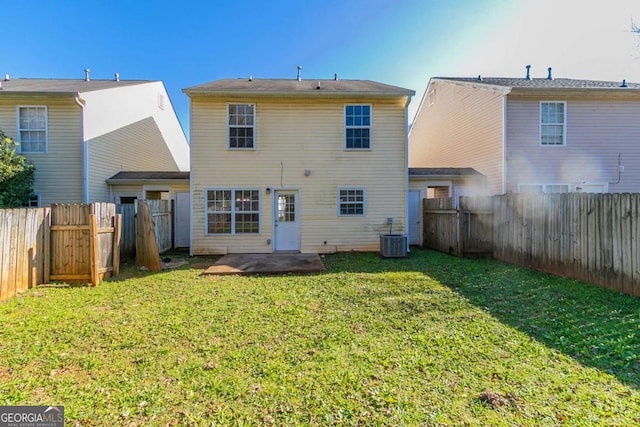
228;104;255;149
18;106;47;153
345;105;371;149
540;102;566;146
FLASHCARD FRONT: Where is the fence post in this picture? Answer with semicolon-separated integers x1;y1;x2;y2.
113;214;122;277
89;213;99;286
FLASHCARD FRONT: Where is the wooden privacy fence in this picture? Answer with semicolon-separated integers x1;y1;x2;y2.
0;208;50;302
0;203;121;302
50;203;121;286
116;200;172;262
423;193;640;297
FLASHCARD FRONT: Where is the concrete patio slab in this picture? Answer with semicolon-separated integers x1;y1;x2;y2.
202;253;325;275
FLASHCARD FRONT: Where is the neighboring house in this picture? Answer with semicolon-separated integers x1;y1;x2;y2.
0;72;189;206
184;76;414;255
409;67;640;195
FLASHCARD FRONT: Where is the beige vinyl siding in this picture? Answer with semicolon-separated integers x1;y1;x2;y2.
506;96;640;193
190;97;408;254
0;97;82;205
87;117;180;202
409;81;505;195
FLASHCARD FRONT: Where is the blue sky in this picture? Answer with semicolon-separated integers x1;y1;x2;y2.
5;0;640;138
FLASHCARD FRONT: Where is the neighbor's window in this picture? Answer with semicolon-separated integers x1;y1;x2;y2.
540;102;566;146
345;105;371;149
18;106;47;153
29;193;40;207
519;184;569;194
207;189;259;234
228;104;255;149
338;188;365;216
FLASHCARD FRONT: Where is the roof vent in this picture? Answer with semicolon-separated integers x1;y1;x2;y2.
334;73;338;81
296;65;302;81
248;75;253;81
84;69;91;82
477;75;483;81
547;67;553;80
0;81;2;89
621;79;628;88
4;74;9;81
316;81;321;90
525;65;531;80
114;72;120;82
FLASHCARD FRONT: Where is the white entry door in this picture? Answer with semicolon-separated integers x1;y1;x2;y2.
274;191;300;251
174;192;190;248
408;190;421;245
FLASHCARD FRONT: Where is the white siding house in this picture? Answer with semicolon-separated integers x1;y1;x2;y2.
184;77;414;255
0;74;189;206
410;70;640;195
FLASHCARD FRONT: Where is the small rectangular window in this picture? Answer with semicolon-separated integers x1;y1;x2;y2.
338;188;365;216
345;105;371;149
228;104;255;149
29;193;40;207
207;189;259;234
540;102;566;146
18;106;47;153
519;184;569;194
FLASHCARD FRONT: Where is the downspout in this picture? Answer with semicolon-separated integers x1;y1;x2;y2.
501;89;511;195
404;95;413;252
73;95;88;203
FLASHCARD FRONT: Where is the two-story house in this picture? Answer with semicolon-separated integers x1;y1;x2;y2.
0;72;189;207
409;67;640;195
184;76;414;255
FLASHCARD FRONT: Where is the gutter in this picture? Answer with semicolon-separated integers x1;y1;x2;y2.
73;95;88;203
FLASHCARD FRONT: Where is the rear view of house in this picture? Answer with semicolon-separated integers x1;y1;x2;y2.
184;75;414;255
410;67;640;195
0;72;189;206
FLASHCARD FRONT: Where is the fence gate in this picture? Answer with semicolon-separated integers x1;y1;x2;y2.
49;203;121;286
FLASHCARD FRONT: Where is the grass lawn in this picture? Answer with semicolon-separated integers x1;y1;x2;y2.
1;248;639;426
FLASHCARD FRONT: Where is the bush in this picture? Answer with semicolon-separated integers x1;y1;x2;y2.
0;129;35;208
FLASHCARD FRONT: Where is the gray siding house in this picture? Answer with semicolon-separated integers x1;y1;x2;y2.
409;68;640;195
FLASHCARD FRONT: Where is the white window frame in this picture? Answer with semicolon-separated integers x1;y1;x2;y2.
519;183;569;194
428;89;436;107
227;103;256;150
337;188;366;216
345;104;372;150
205;189;260;235
16;105;48;153
539;101;566;146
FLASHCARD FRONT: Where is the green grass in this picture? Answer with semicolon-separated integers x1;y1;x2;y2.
1;248;639;426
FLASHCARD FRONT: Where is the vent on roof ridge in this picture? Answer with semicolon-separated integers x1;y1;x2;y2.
477;75;482;81
621;79;628;88
248;75;253;81
296;65;302;81
547;67;553;80
334;73;338;81
115;72;120;82
525;65;531;80
84;69;91;82
4;74;9;81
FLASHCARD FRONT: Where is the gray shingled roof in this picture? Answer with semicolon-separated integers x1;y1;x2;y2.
435;77;640;90
184;78;414;97
0;78;153;95
107;171;190;182
409;167;484;177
